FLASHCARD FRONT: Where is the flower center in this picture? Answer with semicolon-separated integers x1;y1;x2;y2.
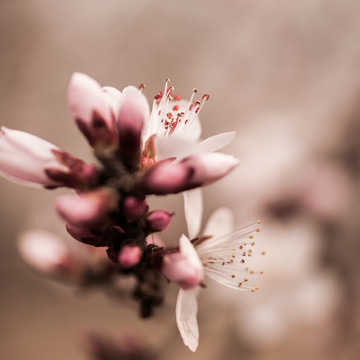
143;79;209;137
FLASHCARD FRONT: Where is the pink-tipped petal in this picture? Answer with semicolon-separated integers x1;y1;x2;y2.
0;127;67;187
56;188;117;227
176;288;200;352
161;235;203;289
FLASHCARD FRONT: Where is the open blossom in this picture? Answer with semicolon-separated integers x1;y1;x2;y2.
0;127;96;188
161;192;263;352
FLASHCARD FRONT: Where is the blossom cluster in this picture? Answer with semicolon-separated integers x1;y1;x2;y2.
0;73;263;352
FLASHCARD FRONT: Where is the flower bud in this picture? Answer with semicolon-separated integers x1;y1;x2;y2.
116;94;144;158
123;196;148;220
66;223;109;247
68;73;118;150
56;188;117;227
18;230;80;280
0;127;93;188
161;235;203;289
118;245;142;268
145;210;172;232
140;159;192;195
181;152;239;188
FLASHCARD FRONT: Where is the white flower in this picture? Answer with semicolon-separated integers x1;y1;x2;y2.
173;191;263;351
128;79;236;160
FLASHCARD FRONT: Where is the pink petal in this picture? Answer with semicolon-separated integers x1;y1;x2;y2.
122;86;150;123
0;127;66;187
183;189;203;239
56;188;116;227
176;288;200;352
182;152;239;187
102;86;123;116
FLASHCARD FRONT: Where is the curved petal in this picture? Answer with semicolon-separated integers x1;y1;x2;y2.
197;131;235;153
203;207;234;238
176;287;200;352
183;189;203;239
102;86;123;116
154;132;235;161
154;136;196;160
122;85;150;122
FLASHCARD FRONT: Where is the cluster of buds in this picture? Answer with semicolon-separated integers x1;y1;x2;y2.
0;74;240;320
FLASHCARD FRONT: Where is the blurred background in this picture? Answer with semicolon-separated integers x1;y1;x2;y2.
1;0;360;359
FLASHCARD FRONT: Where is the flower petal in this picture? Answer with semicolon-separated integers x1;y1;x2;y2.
196;131;235;153
122;86;150;124
183;189;203;239
154;132;235;161
203;207;234;239
0;127;66;187
176;287;200;352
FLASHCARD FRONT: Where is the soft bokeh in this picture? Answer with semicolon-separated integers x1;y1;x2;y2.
1;1;360;359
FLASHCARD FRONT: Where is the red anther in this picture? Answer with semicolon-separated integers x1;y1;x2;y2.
138;83;145;90
172;105;179;111
185;119;188;124
202;94;210;101
174;94;181;101
180;112;185;116
195;108;200;113
156;99;161;105
189;104;194;111
158;110;161;116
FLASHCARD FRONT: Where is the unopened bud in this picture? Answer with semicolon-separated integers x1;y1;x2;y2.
118;245;142;268
140;159;191;195
56;188;117;227
123;196;148;220
145;210;172;232
66;223;109;247
161;235;203;289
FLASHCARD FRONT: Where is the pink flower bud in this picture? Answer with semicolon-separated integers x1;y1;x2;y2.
145;210;172;232
161;235;203;289
18;230;80;280
56;188;117;227
116;94;144;156
141;159;192;195
0;127;68;187
66;223;109;247
181;152;239;187
68;73;118;149
118;245;142;268
45;149;97;189
123;196;148;220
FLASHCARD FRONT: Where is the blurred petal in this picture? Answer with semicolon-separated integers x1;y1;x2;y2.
176;287;199;352
203;207;234;238
184;189;203;239
196;131;235;153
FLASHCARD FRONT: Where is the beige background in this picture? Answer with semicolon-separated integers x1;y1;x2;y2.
1;1;360;359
